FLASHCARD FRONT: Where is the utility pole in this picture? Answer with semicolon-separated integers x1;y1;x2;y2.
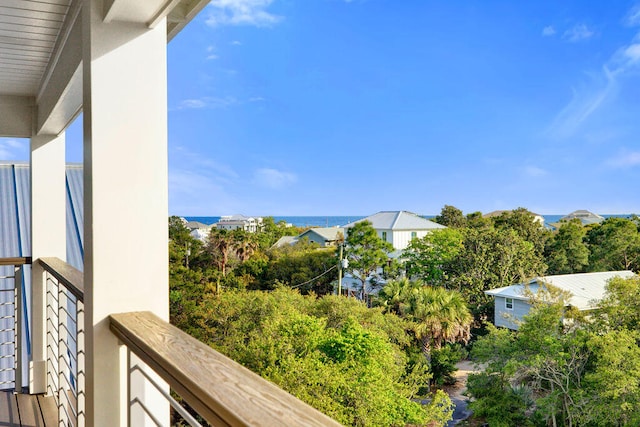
185;242;191;269
337;243;343;296
337;244;348;296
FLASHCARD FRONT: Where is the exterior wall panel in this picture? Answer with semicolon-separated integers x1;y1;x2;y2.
494;297;532;330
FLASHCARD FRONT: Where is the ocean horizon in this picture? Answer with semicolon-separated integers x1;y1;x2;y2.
182;214;635;229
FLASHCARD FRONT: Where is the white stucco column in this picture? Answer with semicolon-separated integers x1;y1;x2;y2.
83;1;169;425
30;133;66;393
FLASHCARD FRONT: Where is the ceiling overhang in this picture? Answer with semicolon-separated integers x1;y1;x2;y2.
0;0;209;138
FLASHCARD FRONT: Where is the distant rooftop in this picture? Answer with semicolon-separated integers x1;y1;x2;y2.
219;214;261;222
343;211;445;230
299;227;344;241
186;221;211;230
561;210;605;225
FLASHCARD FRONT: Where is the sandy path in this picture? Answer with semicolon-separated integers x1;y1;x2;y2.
445;360;480;399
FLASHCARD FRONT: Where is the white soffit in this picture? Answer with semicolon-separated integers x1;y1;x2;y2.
0;0;72;97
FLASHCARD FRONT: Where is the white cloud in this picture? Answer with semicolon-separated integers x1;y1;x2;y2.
547;73;615;139
168;146;243;214
206;45;219;60
624;43;640;62
625;5;640;26
605;151;640;168
206;0;283;28
563;24;594;42
179;99;207;109
249;96;265;102
169;169;240;215
231;40;242;45
542;26;556;36
547;6;640;139
177;96;239;110
172;146;238;180
253;168;297;189
523;166;549;177
0;138;27;160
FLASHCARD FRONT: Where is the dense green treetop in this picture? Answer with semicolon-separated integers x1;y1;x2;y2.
544;219;589;274
491;207;550;256
587;217;640;272
404;228;464;286
434;205;466;228
171;285;453;427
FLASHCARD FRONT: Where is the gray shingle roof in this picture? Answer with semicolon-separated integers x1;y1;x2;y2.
343;211;445;231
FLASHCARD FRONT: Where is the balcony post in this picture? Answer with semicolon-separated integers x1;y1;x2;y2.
83;1;169;425
30;133;66;394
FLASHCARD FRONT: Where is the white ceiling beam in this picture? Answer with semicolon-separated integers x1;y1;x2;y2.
167;0;209;41
148;0;182;28
103;0;209;40
35;2;82;135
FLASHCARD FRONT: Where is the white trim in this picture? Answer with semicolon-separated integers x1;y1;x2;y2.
505;297;514;311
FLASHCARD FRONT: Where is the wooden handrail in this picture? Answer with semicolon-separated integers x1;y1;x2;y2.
38;257;84;301
0;257;32;266
110;311;343;427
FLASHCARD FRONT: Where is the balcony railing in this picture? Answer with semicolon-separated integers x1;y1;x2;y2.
1;256;342;426
40;257;85;427
0;257;31;392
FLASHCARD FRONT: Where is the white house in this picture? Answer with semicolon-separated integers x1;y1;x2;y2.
485;270;636;330
215;214;264;232
185;220;213;241
343;211;445;250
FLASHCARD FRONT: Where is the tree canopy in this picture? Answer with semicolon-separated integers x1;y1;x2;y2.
171;285;454;426
344;221;394;300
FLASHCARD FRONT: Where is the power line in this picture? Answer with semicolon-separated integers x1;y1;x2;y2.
291;264;338;289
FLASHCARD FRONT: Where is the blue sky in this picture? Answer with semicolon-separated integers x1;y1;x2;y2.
2;1;640;216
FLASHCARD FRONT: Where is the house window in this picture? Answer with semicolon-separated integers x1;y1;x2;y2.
382;231;387;241
505;298;513;310
411;231;417;239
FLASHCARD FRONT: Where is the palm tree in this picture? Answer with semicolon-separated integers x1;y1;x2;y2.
233;229;258;262
208;229;235;276
376;277;415;315
406;286;472;362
